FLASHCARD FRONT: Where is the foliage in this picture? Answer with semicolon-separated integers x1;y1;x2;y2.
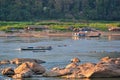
0;0;120;21
0;21;120;31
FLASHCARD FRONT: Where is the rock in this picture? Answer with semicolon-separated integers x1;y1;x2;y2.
0;60;10;65
101;57;120;65
75;57;120;78
1;57;120;79
66;57;80;69
44;57;120;78
71;57;80;63
12;74;24;79
65;63;78;69
52;67;61;71
13;62;45;78
43;71;61;77
43;58;80;77
100;56;110;62
69;57;120;78
1;67;14;76
100;56;115;64
14;62;45;74
10;58;45;65
0;58;46;79
63;63;96;78
29;62;46;74
43;68;71;77
115;58;120;65
90;58;120;78
12;69;33;79
77;63;96;78
62;69;85;79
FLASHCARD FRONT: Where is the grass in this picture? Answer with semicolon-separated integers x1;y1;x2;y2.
0;21;120;31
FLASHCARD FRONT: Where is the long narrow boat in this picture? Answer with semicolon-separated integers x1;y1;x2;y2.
20;46;52;51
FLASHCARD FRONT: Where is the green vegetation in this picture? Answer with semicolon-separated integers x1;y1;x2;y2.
1;0;119;31
0;21;120;31
0;22;29;31
0;0;120;21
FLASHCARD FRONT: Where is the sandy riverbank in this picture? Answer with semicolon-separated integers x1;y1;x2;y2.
0;31;120;37
0;31;72;37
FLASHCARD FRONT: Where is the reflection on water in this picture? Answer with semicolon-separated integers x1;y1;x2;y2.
0;76;120;80
0;35;120;80
72;36;100;40
7;77;120;80
72;36;80;40
108;35;120;40
72;35;120;41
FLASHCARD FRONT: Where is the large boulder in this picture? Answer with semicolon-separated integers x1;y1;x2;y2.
90;57;120;78
43;67;72;77
62;62;96;78
13;62;45;79
12;69;33;79
14;62;45;74
10;58;45;65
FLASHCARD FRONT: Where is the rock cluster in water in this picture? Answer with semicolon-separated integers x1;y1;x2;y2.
0;57;120;79
43;57;120;78
0;58;46;79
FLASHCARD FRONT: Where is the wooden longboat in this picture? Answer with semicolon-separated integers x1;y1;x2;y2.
20;46;52;51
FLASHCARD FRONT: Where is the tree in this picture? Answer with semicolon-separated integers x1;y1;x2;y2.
0;0;120;21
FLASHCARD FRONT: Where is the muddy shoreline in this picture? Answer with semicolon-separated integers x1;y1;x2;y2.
0;31;120;37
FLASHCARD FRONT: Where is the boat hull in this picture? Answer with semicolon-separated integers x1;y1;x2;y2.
20;46;52;51
73;32;101;37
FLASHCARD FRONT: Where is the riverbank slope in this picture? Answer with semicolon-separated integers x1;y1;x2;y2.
0;31;120;37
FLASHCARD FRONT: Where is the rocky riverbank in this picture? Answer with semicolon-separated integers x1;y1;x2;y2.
0;57;120;79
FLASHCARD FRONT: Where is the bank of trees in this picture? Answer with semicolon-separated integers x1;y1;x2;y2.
0;0;120;21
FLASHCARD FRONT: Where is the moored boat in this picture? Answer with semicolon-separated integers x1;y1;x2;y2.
20;46;52;51
73;31;101;37
72;27;101;37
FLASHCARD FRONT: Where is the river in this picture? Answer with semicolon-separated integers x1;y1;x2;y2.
0;35;120;80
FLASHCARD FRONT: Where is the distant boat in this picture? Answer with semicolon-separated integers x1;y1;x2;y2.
20;46;52;51
73;31;101;37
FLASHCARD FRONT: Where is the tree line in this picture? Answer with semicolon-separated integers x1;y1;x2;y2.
0;0;120;21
